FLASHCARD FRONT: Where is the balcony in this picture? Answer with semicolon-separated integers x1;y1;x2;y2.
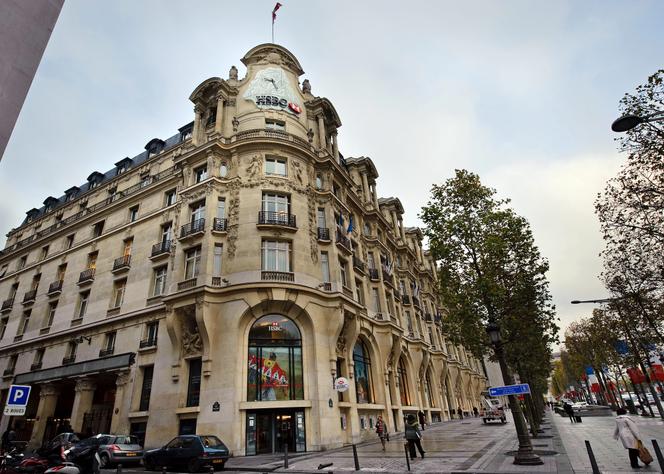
261;271;294;282
402;294;411;305
212;217;228;233
257;211;297;230
139;338;157;349
382;272;394;287
112;255;131;273
30;362;42;371
47;280;63;296
3;368;14;377
1;298;14;313
412;296;421;307
352;256;366;274
78;268;95;285
178;277;198;291
320;282;332;291
62;356;76;365
317;227;330;241
22;289;37;305
335;231;351;254
99;348;114;357
425;313;433;323
150;240;172;259
368;268;380;281
180;218;205;239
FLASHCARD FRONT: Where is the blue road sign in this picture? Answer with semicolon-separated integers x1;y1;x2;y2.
7;385;31;406
488;383;531;397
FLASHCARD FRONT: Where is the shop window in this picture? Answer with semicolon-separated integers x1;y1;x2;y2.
353;341;374;404
247;314;303;401
398;358;411;406
186;358;202;407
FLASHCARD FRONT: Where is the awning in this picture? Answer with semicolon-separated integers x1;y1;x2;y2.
14;352;136;384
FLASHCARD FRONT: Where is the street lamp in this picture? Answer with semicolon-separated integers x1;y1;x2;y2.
611;110;664;132
485;321;543;466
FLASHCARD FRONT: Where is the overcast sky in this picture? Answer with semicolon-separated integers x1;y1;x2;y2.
2;1;663;346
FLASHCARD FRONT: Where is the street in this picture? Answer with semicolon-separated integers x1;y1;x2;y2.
95;408;664;473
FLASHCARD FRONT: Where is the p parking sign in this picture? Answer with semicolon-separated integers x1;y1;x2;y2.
3;385;31;416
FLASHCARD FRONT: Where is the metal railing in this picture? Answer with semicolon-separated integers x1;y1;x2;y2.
78;268;95;283
151;240;171;257
211;276;222;287
180;218;205;238
48;280;63;294
258;211;296;228
368;268;380;281
139;338;157;349
1;298;14;311
412;296;421;307
335;231;351;252
321;282;332;291
99;348;114;357
113;255;131;271
317;227;330;240
213;218;228;232
261;271;294;282
62;356;76;365
402;295;411;305
22;290;37;303
3;368;14;376
353;256;365;273
30;362;42;371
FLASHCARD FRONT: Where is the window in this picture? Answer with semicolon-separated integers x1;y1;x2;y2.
367;253;376;271
261;240;291;272
87;252;97;269
123;238;133;257
339;259;348;288
66;234;75;249
7;355;17;372
261;193;289;214
18;255;27;270
145;321;159;345
398;358;411;405
216;198;226;218
187;358;202;407
139;365;154;411
153;266;167;296
194;166;208;183
355;279;364;305
265;119;285;130
219;162;228;178
213;244;223;277
265;157;287;176
0;318;7;339
9;283;19;299
161;223;173;244
31;274;41;291
18;310;31;335
353;342;373;404
191;201;206;223
34;348;44;367
321;252;330;282
247;314;303;401
112;280;126;308
45;301;57;327
317;208;326;228
0;265;7;278
41;246;49;260
104;331;116;353
128;206;139;222
77;291;90;319
164;189;177;206
93;221;104;237
333;182;340;198
57;263;67;282
184;247;201;279
315;174;323;190
66;341;77;360
371;288;381;312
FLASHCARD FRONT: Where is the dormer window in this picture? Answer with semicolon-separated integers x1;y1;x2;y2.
115;157;133;176
206;108;217;127
25;209;39;223
64;187;80;202
43;197;59;213
179;122;193;142
145;138;166;158
87;171;104;190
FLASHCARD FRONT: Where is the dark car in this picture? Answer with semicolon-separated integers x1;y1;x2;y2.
143;435;230;472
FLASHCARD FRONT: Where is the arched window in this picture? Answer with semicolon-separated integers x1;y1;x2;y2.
398;358;410;406
220;162;228;178
247;315;303;401
353;342;374;404
425;372;434;407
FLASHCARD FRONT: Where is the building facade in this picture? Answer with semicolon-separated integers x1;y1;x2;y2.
0;44;486;455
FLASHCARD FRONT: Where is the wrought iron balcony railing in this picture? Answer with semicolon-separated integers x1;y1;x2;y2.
112;255;131;272
48;280;63;295
257;211;297;228
62;356;76;365
261;271;294;282
22;290;37;304
139;338;157;349
78;268;95;283
317;227;330;241
368;268;380;281
353;256;365;273
180;218;205;238
151;240;171;258
213;218;228;232
1;298;14;312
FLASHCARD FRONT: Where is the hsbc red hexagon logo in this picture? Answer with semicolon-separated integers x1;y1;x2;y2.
288;102;301;114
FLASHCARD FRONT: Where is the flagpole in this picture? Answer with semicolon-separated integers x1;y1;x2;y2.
271;19;274;43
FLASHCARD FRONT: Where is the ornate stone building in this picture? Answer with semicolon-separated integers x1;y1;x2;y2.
0;44;486;455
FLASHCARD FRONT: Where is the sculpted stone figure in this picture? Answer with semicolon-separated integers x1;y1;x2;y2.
246;155;262;179
229;65;238;80
302;79;311;94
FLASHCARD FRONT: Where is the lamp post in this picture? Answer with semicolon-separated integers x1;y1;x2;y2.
485;321;543;466
571;298;664;419
611;110;664;132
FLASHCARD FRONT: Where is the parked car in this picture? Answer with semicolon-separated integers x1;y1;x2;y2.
143;435;230;472
96;435;143;467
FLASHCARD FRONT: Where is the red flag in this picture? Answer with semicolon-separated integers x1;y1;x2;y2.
272;2;282;23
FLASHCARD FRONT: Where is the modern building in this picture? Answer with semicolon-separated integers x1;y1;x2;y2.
0;44;486;455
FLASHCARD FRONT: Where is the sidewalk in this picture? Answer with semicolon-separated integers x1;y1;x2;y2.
224;411;573;473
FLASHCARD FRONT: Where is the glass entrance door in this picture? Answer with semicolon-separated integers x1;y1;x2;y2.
274;413;292;453
246;410;306;455
256;413;272;454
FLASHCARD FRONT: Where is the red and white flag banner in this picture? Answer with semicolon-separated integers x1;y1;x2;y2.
272;2;282;23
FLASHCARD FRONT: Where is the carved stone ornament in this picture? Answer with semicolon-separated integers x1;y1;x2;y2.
292;160;304;184
229;65;238;81
232;116;239;132
39;384;60;398
226;181;241;258
302;79;311;94
115;371;130;387
225;99;236;107
307;128;314;143
335;335;346;356
181;316;203;356
246;154;262;179
74;378;97;392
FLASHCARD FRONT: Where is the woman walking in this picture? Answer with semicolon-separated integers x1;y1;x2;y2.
375;415;388;451
613;407;643;469
405;414;425;460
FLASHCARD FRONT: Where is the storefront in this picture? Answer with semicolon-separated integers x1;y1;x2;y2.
245;409;305;455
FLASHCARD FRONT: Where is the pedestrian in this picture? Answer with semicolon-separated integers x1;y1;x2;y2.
1;425;16;454
418;410;426;430
404;414;425;460
375;415;388;451
563;402;575;423
613;407;644;469
473;406;479;418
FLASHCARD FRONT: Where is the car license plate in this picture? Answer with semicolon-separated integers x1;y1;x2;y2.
212;459;223;463
126;453;137;457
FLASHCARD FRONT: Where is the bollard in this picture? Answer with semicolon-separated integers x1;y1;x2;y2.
116;464;122;474
162;466;167;474
209;465;214;474
283;443;289;469
352;444;360;471
318;462;334;469
403;443;411;472
584;440;601;474
652;440;664;471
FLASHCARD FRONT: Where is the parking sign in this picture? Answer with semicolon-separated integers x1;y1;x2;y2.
3;385;31;416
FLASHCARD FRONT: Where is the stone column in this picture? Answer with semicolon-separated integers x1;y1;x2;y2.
399;219;405;240
192;106;203;146
69;378;96;433
214;94;224;135
391;211;399;236
360;173;371;204
110;371;131;434
331;131;339;162
371;184;379;209
317;115;326;151
28;384;60;450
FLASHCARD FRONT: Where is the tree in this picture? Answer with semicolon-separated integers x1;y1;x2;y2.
420;170;558;409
